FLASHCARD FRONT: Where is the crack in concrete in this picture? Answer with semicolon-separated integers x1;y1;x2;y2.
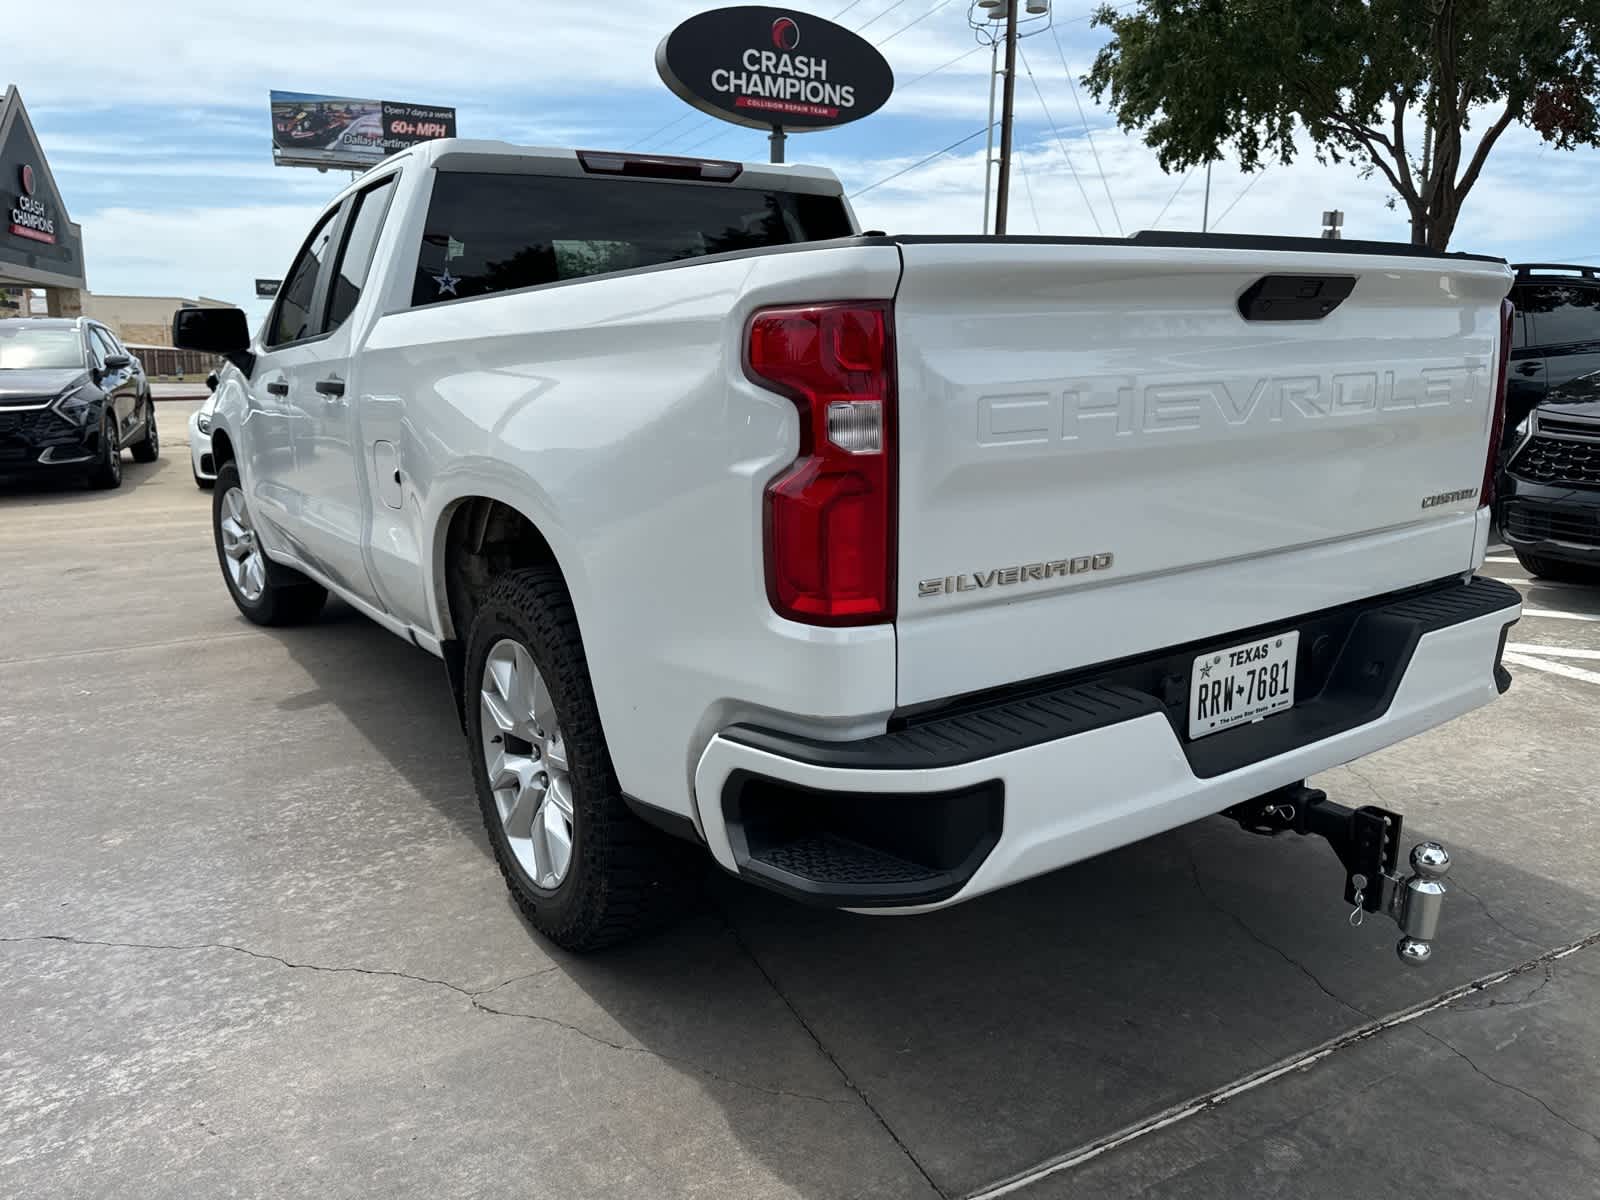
716;911;950;1200
1448;878;1544;948
467;993;848;1107
0;933;847;1109
1183;844;1373;1021
1339;762;1391;805
1418;1025;1600;1147
1447;962;1555;1012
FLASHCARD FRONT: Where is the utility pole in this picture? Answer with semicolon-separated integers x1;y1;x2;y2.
1201;161;1212;233
993;0;1020;235
981;37;1000;234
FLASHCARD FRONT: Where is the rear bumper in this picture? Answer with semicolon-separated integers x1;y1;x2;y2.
1500;478;1600;564
693;576;1521;910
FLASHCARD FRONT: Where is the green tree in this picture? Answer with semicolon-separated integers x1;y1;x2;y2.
1084;0;1600;249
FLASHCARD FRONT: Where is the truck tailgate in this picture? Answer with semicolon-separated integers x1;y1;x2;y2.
892;238;1512;705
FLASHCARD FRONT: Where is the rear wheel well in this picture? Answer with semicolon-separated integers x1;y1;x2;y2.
442;498;562;644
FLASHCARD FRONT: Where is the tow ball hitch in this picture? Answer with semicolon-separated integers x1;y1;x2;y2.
1224;783;1451;966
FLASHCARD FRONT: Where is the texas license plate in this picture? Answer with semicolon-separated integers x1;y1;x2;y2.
1188;631;1300;739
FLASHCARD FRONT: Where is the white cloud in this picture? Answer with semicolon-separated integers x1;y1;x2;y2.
82;204;325;323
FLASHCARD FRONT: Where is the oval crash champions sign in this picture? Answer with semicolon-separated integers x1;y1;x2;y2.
656;6;895;132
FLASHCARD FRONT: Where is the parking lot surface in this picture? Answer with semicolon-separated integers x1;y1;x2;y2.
4;400;1598;1199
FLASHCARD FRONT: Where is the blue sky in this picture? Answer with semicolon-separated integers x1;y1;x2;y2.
14;0;1600;326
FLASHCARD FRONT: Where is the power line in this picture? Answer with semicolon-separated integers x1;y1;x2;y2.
1018;46;1103;234
877;0;957;46
1016;147;1045;233
1211;170;1269;229
1150;167;1193;228
1047;18;1122;235
897;42;987;91
850;125;992;197
856;0;917;33
634;110;700;150
834;0;869;16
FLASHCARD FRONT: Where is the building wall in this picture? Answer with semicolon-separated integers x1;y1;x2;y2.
81;293;233;348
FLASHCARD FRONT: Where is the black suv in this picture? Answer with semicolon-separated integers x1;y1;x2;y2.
1500;264;1600;583
0;317;158;489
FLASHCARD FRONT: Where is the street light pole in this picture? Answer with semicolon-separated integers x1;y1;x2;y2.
993;0;1020;235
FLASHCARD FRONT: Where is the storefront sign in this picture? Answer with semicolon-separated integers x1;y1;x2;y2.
9;163;56;245
270;91;457;170
255;278;282;298
656;6;894;132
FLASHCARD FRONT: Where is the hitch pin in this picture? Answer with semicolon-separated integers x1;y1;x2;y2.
1348;873;1367;927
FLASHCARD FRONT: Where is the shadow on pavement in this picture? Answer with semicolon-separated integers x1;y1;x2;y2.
266;601;1600;1200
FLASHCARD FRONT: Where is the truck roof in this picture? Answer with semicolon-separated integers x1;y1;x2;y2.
339;138;845;202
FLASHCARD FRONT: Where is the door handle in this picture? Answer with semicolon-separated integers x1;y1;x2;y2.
315;378;346;397
266;380;289;396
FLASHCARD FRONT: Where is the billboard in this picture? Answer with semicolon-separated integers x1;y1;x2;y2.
255;278;282;298
270;91;456;169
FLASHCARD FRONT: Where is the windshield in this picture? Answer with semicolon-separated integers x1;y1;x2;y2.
0;325;85;370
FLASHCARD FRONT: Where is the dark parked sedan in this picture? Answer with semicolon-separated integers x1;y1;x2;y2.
0;317;159;489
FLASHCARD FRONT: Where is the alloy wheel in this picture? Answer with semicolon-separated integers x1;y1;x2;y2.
479;638;575;889
219;486;266;601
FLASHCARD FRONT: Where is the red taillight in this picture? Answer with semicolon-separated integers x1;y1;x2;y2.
1482;297;1515;506
746;302;896;626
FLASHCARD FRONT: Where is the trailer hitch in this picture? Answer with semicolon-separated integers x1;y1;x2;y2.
1224;783;1451;966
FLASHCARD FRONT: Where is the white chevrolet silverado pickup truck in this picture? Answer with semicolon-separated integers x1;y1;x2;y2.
176;139;1523;959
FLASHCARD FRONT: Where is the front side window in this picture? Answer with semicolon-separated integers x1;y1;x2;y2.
326;177;397;330
1518;284;1600;349
0;325;86;370
90;327;120;364
411;172;854;307
268;207;342;347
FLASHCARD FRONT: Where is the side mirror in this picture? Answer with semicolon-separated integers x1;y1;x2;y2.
102;353;132;370
173;307;254;375
206;371;219;393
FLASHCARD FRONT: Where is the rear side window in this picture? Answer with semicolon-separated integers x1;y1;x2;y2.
326;176;397;331
268;208;341;347
411;171;854;307
1517;283;1600;349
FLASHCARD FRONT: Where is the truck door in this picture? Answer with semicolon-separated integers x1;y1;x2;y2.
263;178;396;610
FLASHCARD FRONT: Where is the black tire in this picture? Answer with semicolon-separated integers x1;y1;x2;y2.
193;465;214;490
130;398;160;463
211;461;328;625
85;418;122;490
465;567;698;951
1514;550;1600;586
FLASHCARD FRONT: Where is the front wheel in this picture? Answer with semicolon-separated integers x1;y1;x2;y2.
130;399;160;463
1515;550;1600;586
466;567;697;951
211;462;327;625
85;419;122;490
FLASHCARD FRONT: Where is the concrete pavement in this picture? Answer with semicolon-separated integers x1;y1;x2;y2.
2;404;1597;1198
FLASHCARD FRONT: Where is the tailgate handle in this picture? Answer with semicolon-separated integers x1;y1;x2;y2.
1238;274;1356;322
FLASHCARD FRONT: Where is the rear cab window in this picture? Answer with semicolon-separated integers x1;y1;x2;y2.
410;171;854;307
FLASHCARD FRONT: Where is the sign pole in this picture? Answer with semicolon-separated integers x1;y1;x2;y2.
993;0;1020;236
769;125;786;164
